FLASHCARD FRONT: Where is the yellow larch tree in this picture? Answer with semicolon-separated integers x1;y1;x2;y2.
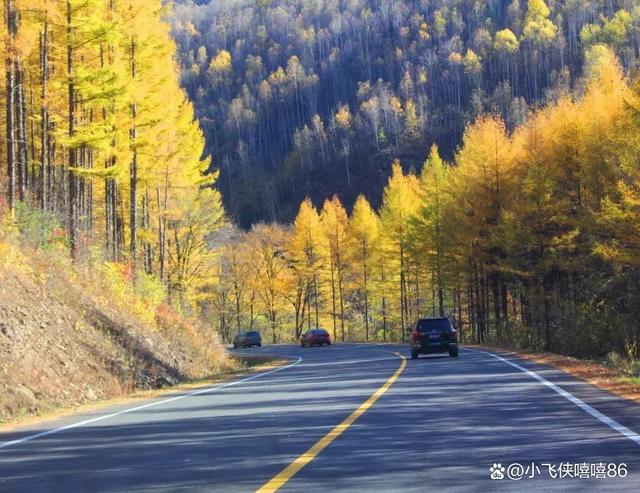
379;160;420;340
349;194;379;341
320;195;351;341
289;197;323;331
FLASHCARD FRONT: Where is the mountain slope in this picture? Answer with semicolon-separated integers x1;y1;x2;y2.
172;0;640;225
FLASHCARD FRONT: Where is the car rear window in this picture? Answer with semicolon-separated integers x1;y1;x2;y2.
247;331;260;336
313;329;328;335
416;318;452;332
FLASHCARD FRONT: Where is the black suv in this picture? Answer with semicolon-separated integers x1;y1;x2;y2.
233;331;262;348
410;317;458;359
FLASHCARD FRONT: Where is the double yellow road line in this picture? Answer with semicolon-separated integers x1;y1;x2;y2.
257;353;407;492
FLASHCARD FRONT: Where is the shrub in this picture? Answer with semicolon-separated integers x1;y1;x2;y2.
604;351;640;378
134;272;167;310
13;202;61;250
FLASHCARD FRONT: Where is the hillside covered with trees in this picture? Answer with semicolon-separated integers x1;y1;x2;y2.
0;0;234;419
0;0;223;309
173;0;640;225
206;45;640;360
2;1;640;369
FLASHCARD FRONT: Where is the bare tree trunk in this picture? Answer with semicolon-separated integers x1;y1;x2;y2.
271;310;277;344
16;58;27;202
129;37;138;273
28;69;36;193
363;251;370;341
381;260;387;342
338;272;345;341
67;1;78;259
492;273;502;343
156;183;167;280
314;274;319;328
234;277;241;331
330;255;337;340
306;280;312;330
5;0;17;214
400;243;406;342
39;21;49;210
143;188;152;273
474;267;482;342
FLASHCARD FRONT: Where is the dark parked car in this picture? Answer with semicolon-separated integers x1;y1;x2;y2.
410;317;458;359
233;331;262;349
300;328;331;347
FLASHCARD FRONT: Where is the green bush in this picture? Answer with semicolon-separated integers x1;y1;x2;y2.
14;202;61;250
134;271;167;309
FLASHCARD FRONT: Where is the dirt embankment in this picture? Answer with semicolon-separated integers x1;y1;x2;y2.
0;267;233;424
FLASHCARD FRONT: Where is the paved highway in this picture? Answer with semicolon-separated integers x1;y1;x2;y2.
1;344;640;492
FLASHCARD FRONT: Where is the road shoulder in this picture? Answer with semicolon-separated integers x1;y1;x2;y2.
468;344;640;406
465;345;640;448
0;355;288;434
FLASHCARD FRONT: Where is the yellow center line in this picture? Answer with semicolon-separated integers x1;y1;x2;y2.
256;352;407;493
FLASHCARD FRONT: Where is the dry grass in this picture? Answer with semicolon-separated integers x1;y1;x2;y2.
0;208;234;424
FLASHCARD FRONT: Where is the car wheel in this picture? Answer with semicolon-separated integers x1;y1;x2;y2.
327;342;331;345
449;348;459;357
411;350;419;359
257;343;262;347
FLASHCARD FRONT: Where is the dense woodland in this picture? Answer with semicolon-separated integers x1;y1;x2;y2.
2;1;640;361
0;0;222;310
208;45;640;358
174;0;640;225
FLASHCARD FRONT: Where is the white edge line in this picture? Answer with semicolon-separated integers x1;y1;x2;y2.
0;356;303;451
464;348;640;446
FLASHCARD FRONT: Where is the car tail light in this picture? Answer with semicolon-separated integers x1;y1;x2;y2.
412;330;420;342
450;329;457;338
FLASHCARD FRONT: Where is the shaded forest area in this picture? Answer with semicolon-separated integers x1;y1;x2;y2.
173;0;640;225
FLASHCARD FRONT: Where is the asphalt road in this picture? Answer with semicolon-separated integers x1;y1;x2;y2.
1;344;640;492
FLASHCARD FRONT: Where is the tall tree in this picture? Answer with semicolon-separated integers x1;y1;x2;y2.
379;161;420;340
410;145;450;316
320;195;350;341
349;195;379;341
290;198;323;329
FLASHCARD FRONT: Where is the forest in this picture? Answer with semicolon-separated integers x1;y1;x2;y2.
208;45;640;358
173;0;640;226
0;0;222;311
1;1;640;361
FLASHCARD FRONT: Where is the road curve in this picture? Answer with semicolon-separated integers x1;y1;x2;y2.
1;344;639;492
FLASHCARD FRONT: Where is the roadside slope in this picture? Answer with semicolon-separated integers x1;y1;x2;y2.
0;256;233;425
